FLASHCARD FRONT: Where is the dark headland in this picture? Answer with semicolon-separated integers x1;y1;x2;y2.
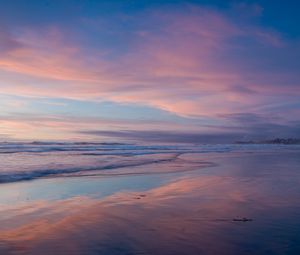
235;138;300;145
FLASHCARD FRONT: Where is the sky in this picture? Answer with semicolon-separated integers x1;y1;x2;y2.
0;0;299;143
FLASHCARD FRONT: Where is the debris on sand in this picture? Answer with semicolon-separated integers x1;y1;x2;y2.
233;217;253;222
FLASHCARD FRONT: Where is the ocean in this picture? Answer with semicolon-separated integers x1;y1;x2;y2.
0;142;300;254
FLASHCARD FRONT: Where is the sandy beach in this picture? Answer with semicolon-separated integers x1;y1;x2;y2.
1;146;300;254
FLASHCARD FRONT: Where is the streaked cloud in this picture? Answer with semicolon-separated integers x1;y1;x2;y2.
0;2;299;140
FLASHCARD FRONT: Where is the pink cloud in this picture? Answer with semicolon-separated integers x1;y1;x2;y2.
1;113;214;140
0;6;298;123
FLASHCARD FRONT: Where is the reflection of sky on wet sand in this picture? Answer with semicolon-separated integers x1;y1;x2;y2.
1;151;300;254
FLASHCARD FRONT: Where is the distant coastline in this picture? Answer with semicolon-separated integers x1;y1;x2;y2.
235;138;300;145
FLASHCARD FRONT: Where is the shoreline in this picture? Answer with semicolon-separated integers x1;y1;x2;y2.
1;150;300;254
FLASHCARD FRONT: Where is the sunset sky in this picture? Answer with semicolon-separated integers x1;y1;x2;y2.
0;0;299;142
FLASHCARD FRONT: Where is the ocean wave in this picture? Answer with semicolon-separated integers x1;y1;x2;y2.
0;142;180;154
0;142;299;184
0;153;182;183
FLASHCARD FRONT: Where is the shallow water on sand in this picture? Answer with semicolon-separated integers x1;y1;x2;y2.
0;143;300;254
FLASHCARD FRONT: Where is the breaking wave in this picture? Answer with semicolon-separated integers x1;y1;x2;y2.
0;142;298;183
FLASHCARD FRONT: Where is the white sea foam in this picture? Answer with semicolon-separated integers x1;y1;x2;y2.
0;142;299;183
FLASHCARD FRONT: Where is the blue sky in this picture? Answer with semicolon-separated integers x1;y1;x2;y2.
0;0;299;142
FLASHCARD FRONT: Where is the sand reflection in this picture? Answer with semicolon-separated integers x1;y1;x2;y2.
0;178;297;254
1;151;300;254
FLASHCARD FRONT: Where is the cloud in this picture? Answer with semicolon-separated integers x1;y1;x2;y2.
0;112;205;140
0;25;22;53
219;113;300;139
79;130;246;144
80;111;300;143
0;3;299;139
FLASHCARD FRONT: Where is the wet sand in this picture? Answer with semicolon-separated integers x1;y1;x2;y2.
1;150;300;254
